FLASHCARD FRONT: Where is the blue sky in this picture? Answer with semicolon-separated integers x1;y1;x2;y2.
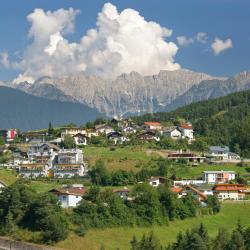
0;0;249;81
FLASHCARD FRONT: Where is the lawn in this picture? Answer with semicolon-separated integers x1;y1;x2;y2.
173;163;250;179
84;146;152;172
0;168;18;185
56;203;250;250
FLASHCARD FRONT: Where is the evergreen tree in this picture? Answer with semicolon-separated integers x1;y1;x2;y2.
213;228;230;250
48;121;54;136
228;230;245;250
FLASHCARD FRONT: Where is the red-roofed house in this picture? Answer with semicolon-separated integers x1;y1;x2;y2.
49;186;86;207
170;187;186;198
144;122;162;131
179;123;194;141
213;184;246;200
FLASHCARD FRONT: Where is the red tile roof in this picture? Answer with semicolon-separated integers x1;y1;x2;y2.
49;187;87;196
181;124;193;129
170;187;183;193
213;184;246;191
144;122;161;126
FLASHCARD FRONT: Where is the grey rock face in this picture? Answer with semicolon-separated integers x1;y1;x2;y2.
167;71;250;111
15;69;220;117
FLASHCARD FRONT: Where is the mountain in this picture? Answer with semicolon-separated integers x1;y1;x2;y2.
0;86;104;131
133;89;250;157
14;69;221;117
167;71;250;111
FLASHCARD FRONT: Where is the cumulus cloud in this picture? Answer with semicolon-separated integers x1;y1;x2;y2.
13;3;180;83
177;32;208;47
0;51;10;68
211;37;233;55
176;36;193;46
196;32;208;43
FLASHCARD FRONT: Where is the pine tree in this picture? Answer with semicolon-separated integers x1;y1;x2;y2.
229;230;245;250
213;228;230;250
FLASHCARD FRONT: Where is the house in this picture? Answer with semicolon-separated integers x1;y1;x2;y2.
213;184;246;200
27;143;59;166
113;188;130;200
49;185;86;208
95;124;115;135
52;164;87;178
144;122;162;131
137;131;160;142
170;187;186;198
185;185;207;202
0;129;17;142
57;148;83;164
61;127;87;140
149;176;166;187
73;133;88;146
162;127;182;140
203;171;235;184
167;152;205;163
19;163;49;178
208;146;241;161
107;132;129;145
173;180;205;186
122;126;137;134
178;124;194;141
28;143;60;158
22;131;47;143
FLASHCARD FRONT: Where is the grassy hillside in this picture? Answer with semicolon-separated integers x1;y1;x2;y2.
133;90;250;157
84;146;153;171
56;203;250;250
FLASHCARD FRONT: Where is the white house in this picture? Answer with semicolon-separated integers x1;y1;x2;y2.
144;122;162;131
209;146;230;160
173;180;205;186
213;184;246;200
19;164;49;178
178;124;194;141
73;133;88;146
123;126;137;134
52;164;87;178
95;124;114;135
203;170;235;184
162;127;182;140
49;186;86;208
61;127;87;140
58;148;83;164
107;132;130;145
149;176;166;187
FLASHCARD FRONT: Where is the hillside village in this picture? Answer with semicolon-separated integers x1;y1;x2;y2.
0;116;249;210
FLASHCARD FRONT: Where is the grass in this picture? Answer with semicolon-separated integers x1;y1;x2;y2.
173;163;250;179
0;168;18;185
84;146;152;172
56;203;250;250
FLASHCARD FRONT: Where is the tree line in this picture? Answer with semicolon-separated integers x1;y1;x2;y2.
129;221;250;250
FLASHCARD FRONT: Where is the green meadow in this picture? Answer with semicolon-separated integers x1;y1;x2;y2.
56;203;250;250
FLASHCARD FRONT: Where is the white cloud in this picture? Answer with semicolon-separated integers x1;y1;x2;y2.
211;37;233;55
0;51;10;68
196;32;208;43
176;36;193;46
12;3;180;83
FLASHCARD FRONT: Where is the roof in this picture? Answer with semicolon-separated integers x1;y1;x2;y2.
209;146;229;152
149;176;166;182
170;187;183;193
180;124;193;129
213;184;247;191
203;170;235;174
144;122;161;126
187;185;207;200
49;187;86;196
0;180;7;187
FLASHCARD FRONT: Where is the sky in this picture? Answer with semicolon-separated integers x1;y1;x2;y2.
0;0;249;82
